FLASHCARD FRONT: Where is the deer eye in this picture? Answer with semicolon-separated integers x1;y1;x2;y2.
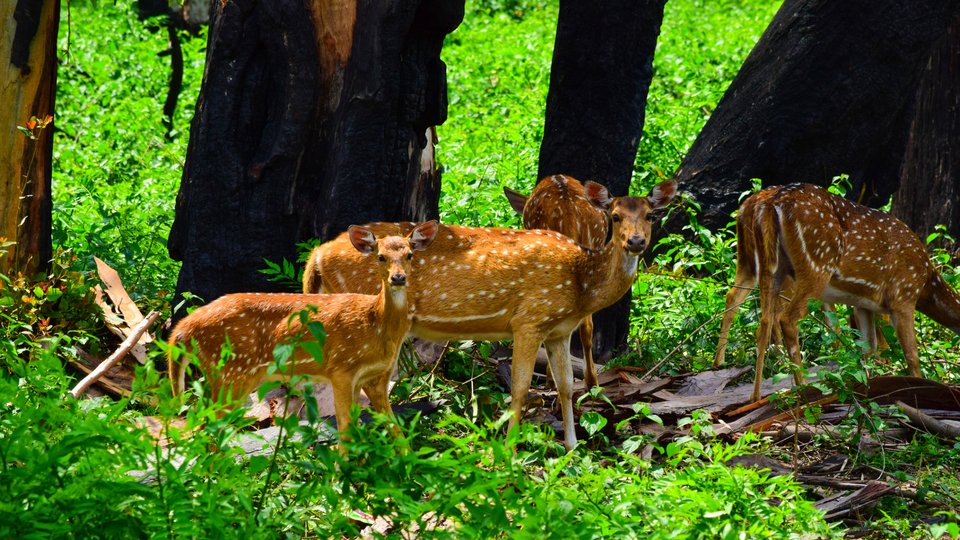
378;254;386;262
406;252;414;260
611;214;622;223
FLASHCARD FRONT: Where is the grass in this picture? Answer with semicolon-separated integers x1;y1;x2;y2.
1;0;958;537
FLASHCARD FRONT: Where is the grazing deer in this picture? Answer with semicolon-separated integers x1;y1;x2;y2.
303;180;678;450
168;221;439;436
714;183;960;402
503;175;611;388
713;188;876;363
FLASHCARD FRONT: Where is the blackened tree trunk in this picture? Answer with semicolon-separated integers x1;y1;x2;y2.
538;0;666;361
168;0;463;312
672;0;960;234
0;0;59;276
893;12;960;254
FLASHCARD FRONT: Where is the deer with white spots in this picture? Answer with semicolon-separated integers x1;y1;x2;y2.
168;221;439;436
303;180;678;450
503;174;612;388
714;183;960;402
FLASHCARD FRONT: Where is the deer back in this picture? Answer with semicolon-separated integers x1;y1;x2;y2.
307;223;626;340
761;184;936;313
514;175;609;250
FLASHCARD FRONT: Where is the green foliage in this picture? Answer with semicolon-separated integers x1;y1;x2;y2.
439;2;558;228
0;248;105;365
53;0;205;305
0;346;838;538
8;0;957;537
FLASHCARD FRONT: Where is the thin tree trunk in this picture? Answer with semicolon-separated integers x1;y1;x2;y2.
672;0;960;235
538;0;666;360
0;0;59;276
168;0;463;312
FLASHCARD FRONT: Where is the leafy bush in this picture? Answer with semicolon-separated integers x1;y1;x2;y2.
0;344;839;538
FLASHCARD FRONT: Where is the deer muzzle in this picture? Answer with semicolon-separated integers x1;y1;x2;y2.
625;234;647;253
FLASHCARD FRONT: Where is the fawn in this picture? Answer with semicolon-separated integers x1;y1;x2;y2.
714;184;960;401
168;221;439;435
303;180;678;450
504;174;612;388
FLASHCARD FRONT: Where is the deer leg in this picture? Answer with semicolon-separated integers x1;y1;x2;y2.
715;274;757;367
362;373;394;417
331;373;358;443
361;373;401;437
580;315;597;388
752;270;781;402
854;308;878;355
778;277;825;388
891;310;921;377
507;330;545;445
545;335;577;451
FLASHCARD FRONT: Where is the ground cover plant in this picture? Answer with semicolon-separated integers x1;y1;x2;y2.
2;0;959;537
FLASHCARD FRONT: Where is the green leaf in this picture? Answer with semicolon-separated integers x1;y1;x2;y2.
273;342;294;364
579;411;607;437
45;287;63;302
257;380;283;400
306;320;326;345
300;341;324;363
303;390;319;423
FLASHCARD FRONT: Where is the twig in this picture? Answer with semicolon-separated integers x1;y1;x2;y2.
895;400;960;439
70;311;159;399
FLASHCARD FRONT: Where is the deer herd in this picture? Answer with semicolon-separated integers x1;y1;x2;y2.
169;176;960;451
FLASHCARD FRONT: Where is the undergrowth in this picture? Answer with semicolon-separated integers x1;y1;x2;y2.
1;0;957;537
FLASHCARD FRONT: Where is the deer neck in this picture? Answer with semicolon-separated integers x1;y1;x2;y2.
917;271;960;335
579;232;639;314
378;281;413;341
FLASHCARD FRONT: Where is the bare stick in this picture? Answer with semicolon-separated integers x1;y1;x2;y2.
70;311;159;399
895;400;960;439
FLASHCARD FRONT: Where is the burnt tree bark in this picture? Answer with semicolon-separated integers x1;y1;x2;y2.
538;0;666;360
168;0;463;311
671;0;960;235
893;12;960;254
0;0;59;276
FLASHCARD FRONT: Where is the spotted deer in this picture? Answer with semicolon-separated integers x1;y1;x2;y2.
303;180;678;450
503;174;612;388
714;183;960;402
168;221;439;436
713;187;883;363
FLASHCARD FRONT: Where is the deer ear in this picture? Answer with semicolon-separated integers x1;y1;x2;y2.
409;220;439;251
584;181;613;210
348;226;377;254
647;180;678;209
503;187;528;215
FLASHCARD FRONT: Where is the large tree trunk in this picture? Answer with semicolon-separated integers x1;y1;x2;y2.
168;0;463;312
538;0;666;361
893;12;960;254
0;0;59;276
672;0;960;234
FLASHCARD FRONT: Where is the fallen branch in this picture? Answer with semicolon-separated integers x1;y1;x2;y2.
70;311;159;399
896;400;960;439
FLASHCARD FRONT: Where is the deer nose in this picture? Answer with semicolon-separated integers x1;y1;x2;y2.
626;235;646;252
390;274;407;286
